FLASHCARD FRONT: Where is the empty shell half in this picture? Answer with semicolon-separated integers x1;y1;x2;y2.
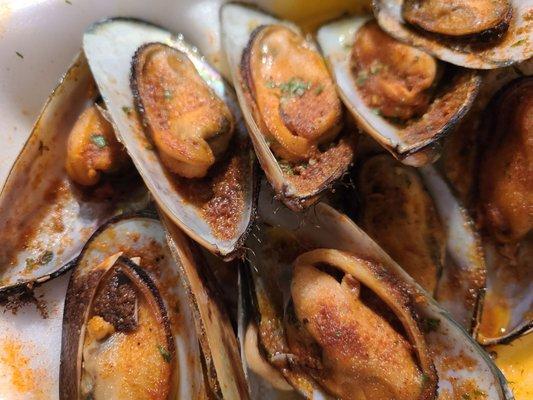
0;52;148;294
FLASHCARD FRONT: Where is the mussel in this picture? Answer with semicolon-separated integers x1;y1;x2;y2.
0;53;148;294
438;65;532;396
317;17;481;166
238;182;513;399
221;3;357;210
60;212;206;399
373;0;532;69
83;18;256;259
474;76;532;345
355;154;486;332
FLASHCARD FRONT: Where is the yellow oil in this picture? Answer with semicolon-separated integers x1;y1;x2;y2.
256;0;371;32
490;333;533;400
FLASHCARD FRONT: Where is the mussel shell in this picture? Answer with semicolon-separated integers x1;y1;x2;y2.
162;213;250;399
240;182;513;399
441;66;532;345
60;211;205;399
354;154;486;333
418;166;486;335
373;0;533;69
220;3;356;211
317;16;481;166
0;52;148;294
83;18;257;259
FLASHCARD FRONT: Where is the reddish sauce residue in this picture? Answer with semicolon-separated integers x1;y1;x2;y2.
170;138;249;241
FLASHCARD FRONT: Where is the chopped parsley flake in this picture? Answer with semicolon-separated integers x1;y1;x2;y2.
15;51;24;59
65;0;72;4
511;39;526;47
279;77;311;98
157;344;172;363
122;106;132;115
371;108;381;116
355;70;368;86
421;317;441;333
163;89;173;100
279;161;295;175
370;61;384;75
90;134;108;148
314;85;324;95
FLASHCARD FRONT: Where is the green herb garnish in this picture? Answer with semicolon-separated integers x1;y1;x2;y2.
314;85;324;95
157;344;172;363
25;251;54;272
370;61;384;75
355;70;368;86
279;77;310;97
371;108;381;116
163;89;173;100
511;39;526;47
265;80;277;89
65;0;72;4
39;251;54;265
421;317;440;333
90;134;108;148
122;106;132;115
16;51;24;59
279;161;295;176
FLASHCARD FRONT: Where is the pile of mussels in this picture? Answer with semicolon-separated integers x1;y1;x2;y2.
0;1;531;399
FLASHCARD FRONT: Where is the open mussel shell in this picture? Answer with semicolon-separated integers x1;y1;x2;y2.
220;3;356;211
354;154;486;333
0;52;148;294
440;65;532;346
239;182;513;399
83;18;257;259
473;76;532;346
373;0;532;69
317;16;481;166
162;214;250;399
418;165;486;334
60;211;206;399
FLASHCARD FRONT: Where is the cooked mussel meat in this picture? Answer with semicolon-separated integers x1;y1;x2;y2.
79;256;176;399
66;104;128;186
351;20;439;120
132;43;235;179
284;249;437;400
242;24;342;162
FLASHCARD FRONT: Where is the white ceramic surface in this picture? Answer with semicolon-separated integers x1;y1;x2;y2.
0;1;226;398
